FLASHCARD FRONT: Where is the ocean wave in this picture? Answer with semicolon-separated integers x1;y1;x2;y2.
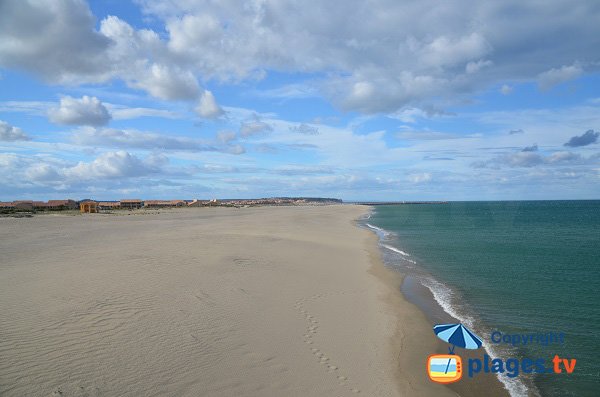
419;277;533;397
364;223;392;238
381;244;411;257
362;219;533;397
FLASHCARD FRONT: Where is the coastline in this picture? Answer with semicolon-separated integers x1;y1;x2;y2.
1;204;454;396
360;208;511;397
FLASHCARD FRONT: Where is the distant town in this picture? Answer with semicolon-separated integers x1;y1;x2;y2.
0;197;343;214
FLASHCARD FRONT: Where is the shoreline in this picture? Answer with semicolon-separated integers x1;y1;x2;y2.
1;204;455;396
360;208;511;397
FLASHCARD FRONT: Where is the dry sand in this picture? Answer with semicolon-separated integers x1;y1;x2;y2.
0;205;458;396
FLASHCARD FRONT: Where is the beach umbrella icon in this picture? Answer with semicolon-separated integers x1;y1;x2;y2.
433;323;482;354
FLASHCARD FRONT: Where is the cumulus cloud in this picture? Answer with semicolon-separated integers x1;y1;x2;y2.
196;90;224;118
564;129;599;147
0;120;30;141
48;96;111;126
25;163;62;182
240;120;273;137
13;150;167;186
132;63;200;101
2;1;599;114
466;59;493;74
65;151;166;180
390;106;453;123
421;33;491;67
0;0;110;83
538;64;583;90
98;16;202;100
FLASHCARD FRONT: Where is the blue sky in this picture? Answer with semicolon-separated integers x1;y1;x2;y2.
1;0;599;201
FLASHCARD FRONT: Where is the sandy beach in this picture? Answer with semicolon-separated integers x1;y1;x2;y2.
1;205;459;396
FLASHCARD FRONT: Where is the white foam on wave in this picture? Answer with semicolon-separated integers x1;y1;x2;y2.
381;244;410;257
361;220;532;397
364;223;391;238
381;244;417;264
419;276;532;397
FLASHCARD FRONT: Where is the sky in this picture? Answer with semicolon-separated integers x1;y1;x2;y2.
0;0;599;201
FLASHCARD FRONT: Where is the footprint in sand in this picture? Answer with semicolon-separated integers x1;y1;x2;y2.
296;294;360;394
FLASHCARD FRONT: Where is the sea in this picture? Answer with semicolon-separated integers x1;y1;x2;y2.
362;201;599;397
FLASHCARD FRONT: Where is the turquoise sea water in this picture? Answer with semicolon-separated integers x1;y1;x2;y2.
366;201;599;397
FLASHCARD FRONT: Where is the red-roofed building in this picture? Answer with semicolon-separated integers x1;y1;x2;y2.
47;199;77;210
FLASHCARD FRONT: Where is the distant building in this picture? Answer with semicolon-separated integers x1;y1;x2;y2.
32;201;48;210
13;201;34;210
120;199;143;209
144;200;187;208
144;200;170;208
46;199;77;210
80;201;98;213
98;201;121;210
0;202;15;211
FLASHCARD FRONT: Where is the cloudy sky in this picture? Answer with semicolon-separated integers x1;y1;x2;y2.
1;0;599;201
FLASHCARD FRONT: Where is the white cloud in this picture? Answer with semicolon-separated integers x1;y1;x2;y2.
98;15;201;100
109;106;181;120
0;0;110;83
71;127;246;155
466;59;493;74
166;14;222;55
0;101;52;115
196;90;224;119
65;151;166;180
25;163;62;182
253;83;319;99
3;1;599;113
240;120;273;137
473;150;589;168
3;150;168;189
408;173;432;183
132;63;200;100
538;64;583;90
0;120;30;141
48;96;111;126
418;33;492;68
